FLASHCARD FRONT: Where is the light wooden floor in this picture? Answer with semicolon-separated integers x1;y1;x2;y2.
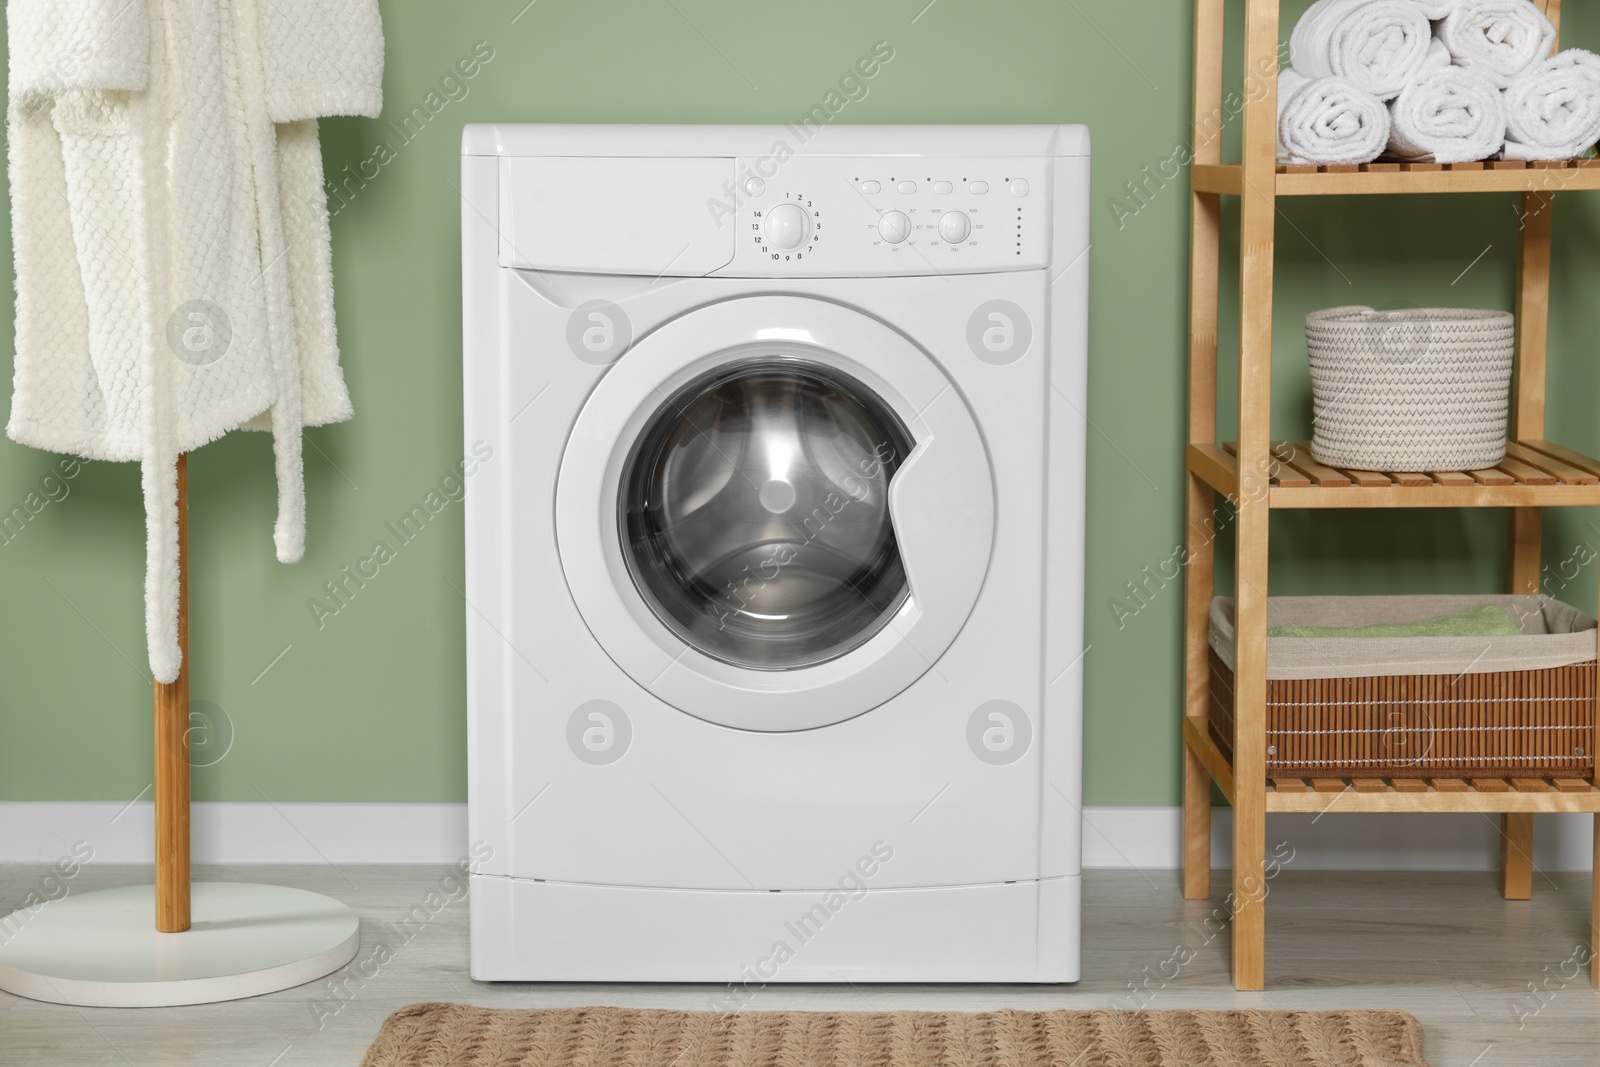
2;865;1597;1065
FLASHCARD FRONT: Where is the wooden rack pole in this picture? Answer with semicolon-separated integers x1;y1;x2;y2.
154;454;191;933
1500;1;1561;906
1500;191;1553;903
1182;0;1227;903
1592;803;1599;987
1552;0;1600;993
1229;0;1281;992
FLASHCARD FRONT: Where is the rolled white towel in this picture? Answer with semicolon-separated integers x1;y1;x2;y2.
1290;0;1434;101
1502;49;1600;160
1437;0;1555;88
1388;64;1507;162
1413;1;1459;19
1277;68;1392;165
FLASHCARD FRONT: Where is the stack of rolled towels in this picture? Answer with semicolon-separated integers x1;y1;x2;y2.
1277;0;1600;165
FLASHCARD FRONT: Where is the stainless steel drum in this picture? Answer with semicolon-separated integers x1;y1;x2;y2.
621;356;915;670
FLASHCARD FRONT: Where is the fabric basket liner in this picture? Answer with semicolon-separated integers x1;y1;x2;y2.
1209;594;1597;681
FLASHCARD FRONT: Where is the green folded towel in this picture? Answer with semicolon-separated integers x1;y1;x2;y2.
1267;603;1523;639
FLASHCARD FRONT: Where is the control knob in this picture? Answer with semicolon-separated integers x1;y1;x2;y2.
878;210;911;244
763;203;811;249
938;211;971;244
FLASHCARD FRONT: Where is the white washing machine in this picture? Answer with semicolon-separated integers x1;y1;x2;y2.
461;125;1089;984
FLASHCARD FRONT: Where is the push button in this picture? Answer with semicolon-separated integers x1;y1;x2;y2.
1009;178;1030;197
897;180;917;195
744;177;765;197
933;180;953;194
860;180;881;194
969;181;989;194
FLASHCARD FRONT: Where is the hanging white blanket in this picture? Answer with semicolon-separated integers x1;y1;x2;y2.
6;0;383;682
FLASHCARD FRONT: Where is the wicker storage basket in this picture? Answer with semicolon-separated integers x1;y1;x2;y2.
1208;595;1597;779
1306;305;1514;472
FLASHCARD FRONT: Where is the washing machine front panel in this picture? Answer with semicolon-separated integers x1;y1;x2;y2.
477;270;1055;893
555;296;996;732
512;680;1049;893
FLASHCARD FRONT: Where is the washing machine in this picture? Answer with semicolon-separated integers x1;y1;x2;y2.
461;124;1089;983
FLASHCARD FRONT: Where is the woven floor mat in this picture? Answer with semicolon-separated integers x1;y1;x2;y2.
359;1003;1430;1067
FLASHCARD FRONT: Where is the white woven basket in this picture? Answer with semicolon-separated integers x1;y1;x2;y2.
1306;305;1514;472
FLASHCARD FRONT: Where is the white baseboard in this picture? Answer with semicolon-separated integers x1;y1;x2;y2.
0;803;1593;871
0;802;469;866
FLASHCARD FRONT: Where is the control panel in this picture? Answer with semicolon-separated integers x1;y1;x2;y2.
495;153;1054;278
718;156;1051;277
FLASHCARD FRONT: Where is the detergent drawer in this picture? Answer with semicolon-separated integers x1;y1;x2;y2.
497;156;735;276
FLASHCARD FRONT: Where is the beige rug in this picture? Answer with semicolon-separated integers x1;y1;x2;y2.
359;1004;1431;1067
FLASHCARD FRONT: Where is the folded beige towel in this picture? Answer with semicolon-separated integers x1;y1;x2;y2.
1268;603;1522;639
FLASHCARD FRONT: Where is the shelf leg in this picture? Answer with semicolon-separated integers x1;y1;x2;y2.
1510;192;1552;448
1226;0;1279;991
1229;482;1269;989
1183;476;1216;899
1230;511;1268;991
1183;739;1212;899
1501;508;1540;900
1503;180;1549;907
1499;813;1534;901
1508;509;1543;599
1183;0;1225;908
1506;175;1546;891
1184;0;1228;908
1591;814;1598;988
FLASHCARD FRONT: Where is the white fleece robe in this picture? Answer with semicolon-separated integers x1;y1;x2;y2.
6;0;383;681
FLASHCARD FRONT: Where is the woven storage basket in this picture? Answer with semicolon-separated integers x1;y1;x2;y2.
1208;595;1597;779
1306;305;1514;472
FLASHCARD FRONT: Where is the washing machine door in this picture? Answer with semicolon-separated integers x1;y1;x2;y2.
556;296;994;731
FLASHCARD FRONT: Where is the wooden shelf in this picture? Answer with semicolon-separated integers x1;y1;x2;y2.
1266;776;1600;813
1183;725;1600;812
1186;440;1600;508
1192;159;1600;197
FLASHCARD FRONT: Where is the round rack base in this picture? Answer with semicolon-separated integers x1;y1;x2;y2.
0;882;359;1007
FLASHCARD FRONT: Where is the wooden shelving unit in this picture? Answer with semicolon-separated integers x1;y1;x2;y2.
1182;0;1600;990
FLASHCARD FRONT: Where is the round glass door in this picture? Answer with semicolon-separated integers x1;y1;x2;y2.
621;357;915;670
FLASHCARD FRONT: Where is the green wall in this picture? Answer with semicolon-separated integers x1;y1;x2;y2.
4;0;1599;805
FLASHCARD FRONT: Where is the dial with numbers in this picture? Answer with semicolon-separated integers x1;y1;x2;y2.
878;211;911;243
751;193;821;261
764;203;810;249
